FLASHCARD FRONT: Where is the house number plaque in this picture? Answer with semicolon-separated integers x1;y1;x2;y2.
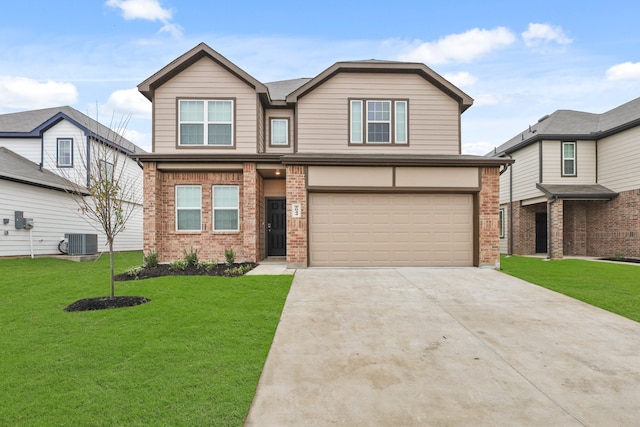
292;203;301;218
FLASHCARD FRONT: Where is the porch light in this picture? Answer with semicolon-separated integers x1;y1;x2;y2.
275;169;281;176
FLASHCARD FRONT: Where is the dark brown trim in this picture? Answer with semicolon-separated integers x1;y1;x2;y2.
306;186;478;193
268;117;291;147
282;153;512;167
347;98;410;146
175;97;237;149
134;153;283;163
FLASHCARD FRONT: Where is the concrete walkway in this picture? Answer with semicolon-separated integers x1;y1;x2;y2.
245;267;640;426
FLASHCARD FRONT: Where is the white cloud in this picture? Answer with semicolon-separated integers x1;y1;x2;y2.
105;88;152;117
106;0;182;37
444;71;478;87
522;23;572;48
606;62;640;81
0;76;77;109
397;27;516;64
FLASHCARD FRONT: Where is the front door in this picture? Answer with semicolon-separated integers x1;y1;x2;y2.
267;198;286;256
535;212;548;253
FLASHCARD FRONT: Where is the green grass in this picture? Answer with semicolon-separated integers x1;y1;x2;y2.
0;252;293;426
501;255;640;322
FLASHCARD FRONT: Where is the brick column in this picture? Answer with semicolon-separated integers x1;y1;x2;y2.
242;162;258;263
478;167;501;269
143;161;160;257
286;165;307;268
549;198;564;259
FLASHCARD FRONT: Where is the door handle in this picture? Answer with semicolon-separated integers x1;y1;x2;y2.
267;223;272;232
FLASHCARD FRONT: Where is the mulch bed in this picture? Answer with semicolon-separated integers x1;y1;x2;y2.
65;296;150;312
114;262;256;281
600;257;640;264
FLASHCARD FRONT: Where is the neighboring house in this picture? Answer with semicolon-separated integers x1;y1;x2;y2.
489;97;640;259
136;43;510;268
0;106;145;257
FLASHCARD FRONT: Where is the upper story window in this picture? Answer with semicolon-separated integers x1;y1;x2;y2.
57;138;73;167
99;160;114;182
176;185;202;231
562;141;576;176
350;100;408;145
179;99;234;146
270;119;289;146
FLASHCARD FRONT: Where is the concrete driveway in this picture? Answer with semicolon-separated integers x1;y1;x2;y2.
245;268;640;426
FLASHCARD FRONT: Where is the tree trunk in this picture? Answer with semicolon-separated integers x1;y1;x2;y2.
109;239;115;298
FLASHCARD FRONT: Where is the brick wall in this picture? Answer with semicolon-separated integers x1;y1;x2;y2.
563;201;587;256
586;189;640;258
478;167;501;268
286;165;307;268
142;166;262;263
549;198;563;259
510;201;547;255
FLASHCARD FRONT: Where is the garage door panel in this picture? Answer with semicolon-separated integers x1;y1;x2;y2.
309;193;473;267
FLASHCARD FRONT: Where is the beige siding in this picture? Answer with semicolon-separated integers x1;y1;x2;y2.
308;166;393;187
508;142;542;202
153;57;258;154
296;73;461;155
541;140;596;184
395;167;478;188
264;108;295;154
257;102;265;152
598;127;640;192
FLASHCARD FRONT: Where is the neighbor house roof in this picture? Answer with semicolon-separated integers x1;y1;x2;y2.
536;183;618;200
0;106;144;155
490;96;640;156
0;147;86;193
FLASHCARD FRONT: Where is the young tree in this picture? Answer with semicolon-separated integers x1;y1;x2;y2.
60;111;142;298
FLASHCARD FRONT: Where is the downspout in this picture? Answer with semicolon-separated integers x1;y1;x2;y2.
506;153;514;256
547;195;559;259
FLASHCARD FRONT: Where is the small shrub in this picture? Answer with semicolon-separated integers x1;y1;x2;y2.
199;259;218;272
183;247;199;266
612;253;625;260
143;251;159;268
223;264;254;277
125;266;143;279
224;248;235;265
169;260;187;271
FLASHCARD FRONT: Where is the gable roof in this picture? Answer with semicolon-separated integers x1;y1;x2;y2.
0;106;144;155
0;147;85;193
285;60;474;112
490;96;640;156
138;42;269;101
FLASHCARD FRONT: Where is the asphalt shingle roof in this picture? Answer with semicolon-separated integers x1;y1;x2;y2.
0;147;81;192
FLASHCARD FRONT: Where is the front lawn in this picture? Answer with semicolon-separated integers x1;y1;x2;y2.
501;255;640;322
0;251;293;426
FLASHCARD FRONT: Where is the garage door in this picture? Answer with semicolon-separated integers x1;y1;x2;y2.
309;193;473;267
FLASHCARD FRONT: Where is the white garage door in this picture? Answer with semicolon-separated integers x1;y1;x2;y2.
309;193;473;267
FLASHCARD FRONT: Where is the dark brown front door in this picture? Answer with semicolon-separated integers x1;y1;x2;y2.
535;212;548;253
267;198;286;256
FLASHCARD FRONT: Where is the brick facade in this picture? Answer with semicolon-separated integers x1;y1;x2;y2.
504;189;640;258
285;165;307;268
478;167;501;268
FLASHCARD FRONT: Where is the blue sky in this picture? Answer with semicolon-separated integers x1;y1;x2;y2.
2;0;640;154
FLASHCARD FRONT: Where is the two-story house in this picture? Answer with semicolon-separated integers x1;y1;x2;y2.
136;43;510;268
490;97;640;259
0;106;145;257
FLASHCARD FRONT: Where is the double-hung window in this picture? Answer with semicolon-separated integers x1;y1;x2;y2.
271;119;289;146
179;100;234;146
562;141;576;176
99;160;114;182
213;185;239;231
57;138;73;167
350;100;408;144
176;185;202;231
499;208;506;239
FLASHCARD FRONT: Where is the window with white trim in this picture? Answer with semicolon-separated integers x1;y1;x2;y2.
562;141;576;176
350;99;408;144
213;185;239;231
176;185;202;231
499;208;506;239
57;138;73;167
271;119;289;145
179;100;234;146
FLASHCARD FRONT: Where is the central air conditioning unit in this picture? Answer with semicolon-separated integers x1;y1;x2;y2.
65;233;98;255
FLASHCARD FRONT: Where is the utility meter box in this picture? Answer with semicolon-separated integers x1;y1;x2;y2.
14;211;25;229
25;218;34;229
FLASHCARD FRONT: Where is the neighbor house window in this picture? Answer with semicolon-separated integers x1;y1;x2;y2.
99;160;114;182
57;138;73;167
271;119;289;145
499;208;506;239
562;141;576;176
213;185;239;231
179;99;234;146
176;185;202;231
350;99;408;144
